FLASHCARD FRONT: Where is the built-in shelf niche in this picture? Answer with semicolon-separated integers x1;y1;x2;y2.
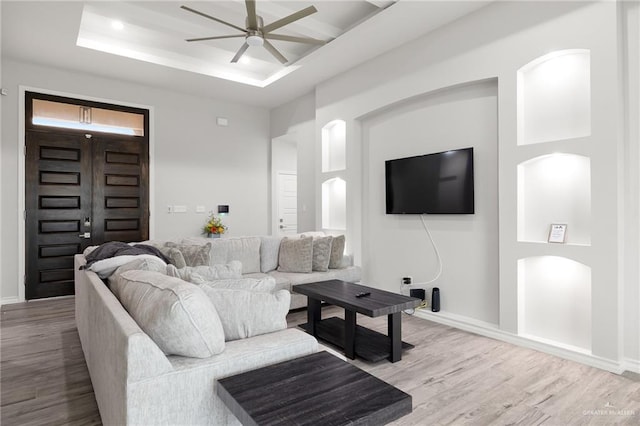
321;177;346;230
321;120;346;172
517;49;591;145
517;153;591;245
518;256;591;351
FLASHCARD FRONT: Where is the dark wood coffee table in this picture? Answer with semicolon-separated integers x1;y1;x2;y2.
293;280;420;363
217;351;412;426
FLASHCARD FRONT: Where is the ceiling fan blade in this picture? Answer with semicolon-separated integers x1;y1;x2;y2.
265;33;326;45
262;6;317;33
186;34;247;42
263;40;288;64
245;0;258;30
231;42;250;63
181;5;247;34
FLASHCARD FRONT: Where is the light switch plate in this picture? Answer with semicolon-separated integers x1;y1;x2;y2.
196;205;206;213
173;205;187;213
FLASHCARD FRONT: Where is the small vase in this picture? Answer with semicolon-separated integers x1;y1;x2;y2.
207;233;221;239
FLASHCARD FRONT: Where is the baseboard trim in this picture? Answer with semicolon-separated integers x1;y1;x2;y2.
1;297;21;305
622;357;640;374
413;309;624;375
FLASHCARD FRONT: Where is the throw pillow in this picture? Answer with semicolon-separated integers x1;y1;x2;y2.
164;242;211;267
260;236;282;273
87;254;162;279
164;247;187;269
277;236;313;273
116;270;225;358
109;257;168;298
329;235;346;269
303;235;333;272
166;262;243;282
195;276;276;292
201;288;290;341
187;262;244;282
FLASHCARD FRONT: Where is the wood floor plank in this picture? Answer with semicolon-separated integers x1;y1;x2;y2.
2;298;639;426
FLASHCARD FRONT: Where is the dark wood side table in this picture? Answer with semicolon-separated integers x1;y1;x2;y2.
217;351;412;426
293;280;420;363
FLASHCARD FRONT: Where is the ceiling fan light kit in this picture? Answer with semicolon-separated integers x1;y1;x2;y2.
182;0;327;65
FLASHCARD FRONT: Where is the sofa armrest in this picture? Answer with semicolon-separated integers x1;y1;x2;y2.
74;255;173;425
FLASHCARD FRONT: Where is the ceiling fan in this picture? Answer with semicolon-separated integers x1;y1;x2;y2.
181;0;327;64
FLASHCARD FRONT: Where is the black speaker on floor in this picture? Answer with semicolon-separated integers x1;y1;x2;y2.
410;289;425;301
431;287;440;312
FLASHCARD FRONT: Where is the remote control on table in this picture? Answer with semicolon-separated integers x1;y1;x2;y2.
355;292;371;298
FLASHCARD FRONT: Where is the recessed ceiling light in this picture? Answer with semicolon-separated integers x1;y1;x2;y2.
240;56;251;65
111;20;124;31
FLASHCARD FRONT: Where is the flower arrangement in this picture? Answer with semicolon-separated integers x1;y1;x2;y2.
203;213;227;235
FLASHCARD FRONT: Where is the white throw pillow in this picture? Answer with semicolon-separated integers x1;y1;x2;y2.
302;234;333;272
165;261;243;282
196;276;276;292
329;235;346;269
109;257;168;298
87;254;162;279
116;270;225;358
277;236;313;273
201;288;290;341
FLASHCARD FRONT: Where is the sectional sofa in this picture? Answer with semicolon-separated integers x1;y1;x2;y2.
147;233;362;310
74;233;361;425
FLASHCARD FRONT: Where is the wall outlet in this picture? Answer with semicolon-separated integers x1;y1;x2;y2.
173;205;187;213
402;276;412;285
196;205;206;213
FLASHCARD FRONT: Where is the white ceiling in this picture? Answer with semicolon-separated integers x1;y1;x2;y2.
2;1;491;108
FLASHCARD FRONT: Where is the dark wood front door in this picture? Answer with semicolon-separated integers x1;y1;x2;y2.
25;93;149;300
25;131;93;299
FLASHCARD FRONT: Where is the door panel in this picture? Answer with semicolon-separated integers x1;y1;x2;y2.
26;131;92;299
92;137;149;244
277;173;298;236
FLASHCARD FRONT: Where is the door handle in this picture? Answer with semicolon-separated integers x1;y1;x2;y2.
79;232;91;239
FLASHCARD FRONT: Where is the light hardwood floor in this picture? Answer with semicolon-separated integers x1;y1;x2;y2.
2;297;639;425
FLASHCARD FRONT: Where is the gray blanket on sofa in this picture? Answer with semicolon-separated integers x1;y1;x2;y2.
83;241;169;268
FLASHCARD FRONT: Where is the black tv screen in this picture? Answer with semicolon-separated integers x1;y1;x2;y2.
385;147;474;214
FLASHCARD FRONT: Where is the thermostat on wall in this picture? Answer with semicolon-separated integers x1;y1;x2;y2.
218;205;229;215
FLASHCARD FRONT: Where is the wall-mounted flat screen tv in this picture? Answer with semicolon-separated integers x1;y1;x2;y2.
385;147;474;214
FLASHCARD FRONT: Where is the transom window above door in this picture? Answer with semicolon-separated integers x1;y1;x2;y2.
32;99;145;136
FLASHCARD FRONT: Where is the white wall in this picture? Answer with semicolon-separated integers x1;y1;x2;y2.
270;91;316;232
315;1;633;371
622;0;640;369
361;80;499;324
1;58;270;302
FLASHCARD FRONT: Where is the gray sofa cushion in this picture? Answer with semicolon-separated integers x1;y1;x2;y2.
164;247;187;268
277;236;313;273
196;276;276;292
165;242;211;267
310;235;333;272
109;257;168;298
116;270;225;358
165;261;243;282
260;236;282;272
329;235;346;269
200;288;290;341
